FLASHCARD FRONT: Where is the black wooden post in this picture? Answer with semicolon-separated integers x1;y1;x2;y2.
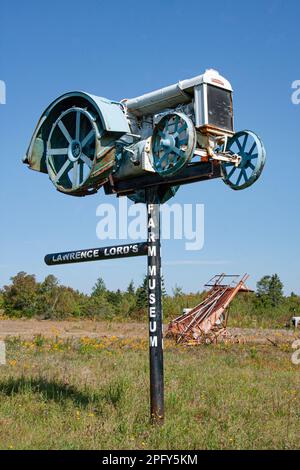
146;188;164;424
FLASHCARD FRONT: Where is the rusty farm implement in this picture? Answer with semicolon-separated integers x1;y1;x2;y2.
166;274;251;344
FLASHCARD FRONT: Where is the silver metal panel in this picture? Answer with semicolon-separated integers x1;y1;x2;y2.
86;92;130;133
126;83;191;117
126;70;233;117
194;85;205;127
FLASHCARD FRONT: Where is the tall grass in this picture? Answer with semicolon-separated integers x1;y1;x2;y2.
0;337;299;449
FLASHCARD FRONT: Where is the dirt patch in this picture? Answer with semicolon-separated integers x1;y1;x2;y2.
228;326;299;345
0;319;299;345
0;319;147;340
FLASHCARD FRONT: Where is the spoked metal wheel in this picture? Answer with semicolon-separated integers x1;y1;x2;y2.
46;107;102;194
152;112;196;176
221;130;266;190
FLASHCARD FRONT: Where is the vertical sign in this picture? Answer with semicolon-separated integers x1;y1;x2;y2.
147;198;164;424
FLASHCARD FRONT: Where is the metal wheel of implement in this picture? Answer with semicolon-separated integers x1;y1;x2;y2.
46;107;114;195
221;130;266;190
152;112;196;177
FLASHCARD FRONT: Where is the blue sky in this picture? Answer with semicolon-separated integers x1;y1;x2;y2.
0;0;299;295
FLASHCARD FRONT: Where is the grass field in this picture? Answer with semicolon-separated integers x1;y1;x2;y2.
0;335;299;450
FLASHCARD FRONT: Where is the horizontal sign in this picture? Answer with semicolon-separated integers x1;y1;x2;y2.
44;242;148;266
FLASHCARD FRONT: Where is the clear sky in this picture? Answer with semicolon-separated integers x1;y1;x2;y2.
0;0;299;295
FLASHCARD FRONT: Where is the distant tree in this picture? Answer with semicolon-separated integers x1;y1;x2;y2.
106;289;122;307
126;280;135;295
172;284;184;297
83;294;114;319
2;271;38;317
257;274;284;307
0;290;4;314
257;276;271;299
136;275;148;310
268;274;284;306
52;286;82;318
40;274;59;292
37;274;60;318
288;292;300;314
91;277;106;297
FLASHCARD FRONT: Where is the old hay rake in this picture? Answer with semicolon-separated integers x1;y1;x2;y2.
166;274;251;345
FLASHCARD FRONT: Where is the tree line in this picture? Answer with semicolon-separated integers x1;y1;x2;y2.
0;272;299;327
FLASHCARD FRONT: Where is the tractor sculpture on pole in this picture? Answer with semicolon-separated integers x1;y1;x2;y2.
23;68;265;201
23;69;266;424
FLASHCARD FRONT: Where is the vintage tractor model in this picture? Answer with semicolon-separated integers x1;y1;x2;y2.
23;69;266;203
